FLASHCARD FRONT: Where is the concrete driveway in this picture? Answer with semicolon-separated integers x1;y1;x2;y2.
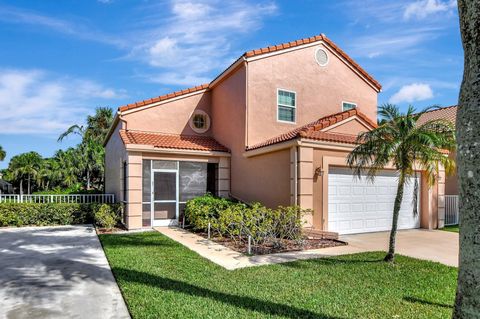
340;229;459;267
0;225;130;319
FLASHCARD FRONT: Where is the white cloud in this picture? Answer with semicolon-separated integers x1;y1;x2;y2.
0;5;124;47
129;0;277;86
389;83;434;104
0;69;125;135
342;0;458;59
404;0;457;20
349;29;439;58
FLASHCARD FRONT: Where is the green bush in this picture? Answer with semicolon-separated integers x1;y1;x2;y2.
184;194;310;245
94;204;120;230
0;203;122;227
184;194;235;231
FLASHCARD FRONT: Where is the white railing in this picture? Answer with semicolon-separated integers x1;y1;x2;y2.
445;195;459;226
0;194;115;204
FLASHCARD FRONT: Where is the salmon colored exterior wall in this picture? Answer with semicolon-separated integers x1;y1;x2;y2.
122;91;212;136
236;149;291;208
246;43;378;146
445;152;458;195
324;118;371;135
210;65;248;202
105;121;127;202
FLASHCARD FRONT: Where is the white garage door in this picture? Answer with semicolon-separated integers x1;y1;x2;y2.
328;167;420;234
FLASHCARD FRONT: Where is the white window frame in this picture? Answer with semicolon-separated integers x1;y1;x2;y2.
277;88;297;124
342;101;357;111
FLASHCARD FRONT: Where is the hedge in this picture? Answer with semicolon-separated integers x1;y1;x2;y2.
0;203;122;228
184;194;310;245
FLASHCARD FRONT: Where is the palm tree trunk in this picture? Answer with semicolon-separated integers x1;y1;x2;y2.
454;0;480;317
19;179;23;196
87;170;90;190
384;171;406;262
27;175;31;195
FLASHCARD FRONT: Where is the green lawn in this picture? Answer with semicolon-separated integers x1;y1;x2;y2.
442;225;459;233
99;232;457;319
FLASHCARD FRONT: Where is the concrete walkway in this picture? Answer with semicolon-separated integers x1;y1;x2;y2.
156;227;458;270
0;225;130;319
340;229;459;267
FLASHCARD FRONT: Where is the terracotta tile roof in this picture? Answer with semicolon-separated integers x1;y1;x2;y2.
117;34;381;114
244;34;382;91
118;84;209;112
417;105;457;126
246;109;376;150
119;130;229;152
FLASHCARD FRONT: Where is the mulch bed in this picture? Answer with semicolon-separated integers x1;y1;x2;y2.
96;223;128;234
194;231;347;255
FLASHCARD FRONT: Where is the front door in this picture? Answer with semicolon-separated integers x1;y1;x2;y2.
152;170;178;226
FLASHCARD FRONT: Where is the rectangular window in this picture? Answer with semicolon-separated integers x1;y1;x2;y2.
342;101;357;111
277;89;296;123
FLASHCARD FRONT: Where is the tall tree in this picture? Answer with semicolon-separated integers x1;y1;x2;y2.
8;152;42;195
347;104;456;262
453;0;480;317
58;107;113;191
0;145;5;161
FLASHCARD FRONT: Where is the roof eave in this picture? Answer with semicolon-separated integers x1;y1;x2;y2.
124;144;231;157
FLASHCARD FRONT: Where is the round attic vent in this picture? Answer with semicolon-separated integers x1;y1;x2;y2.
315;47;329;66
189;110;210;133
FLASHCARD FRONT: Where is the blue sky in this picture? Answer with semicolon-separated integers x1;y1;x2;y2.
0;0;462;168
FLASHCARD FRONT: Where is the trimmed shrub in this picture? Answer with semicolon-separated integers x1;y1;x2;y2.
184;194;311;246
0;203;122;227
94;204;120;230
184;194;235;231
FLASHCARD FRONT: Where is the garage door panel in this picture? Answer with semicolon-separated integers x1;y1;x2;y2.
328;168;420;234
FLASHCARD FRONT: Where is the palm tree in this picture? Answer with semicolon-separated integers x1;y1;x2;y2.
57;107;113;191
55;149;80;188
8;152;42;194
0;145;5;162
58;107;113;143
347;104;456;262
454;0;480;316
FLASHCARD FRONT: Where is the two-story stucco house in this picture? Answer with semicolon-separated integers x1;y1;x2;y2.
104;34;447;234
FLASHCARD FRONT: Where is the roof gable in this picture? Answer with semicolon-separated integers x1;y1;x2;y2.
246;109;376;150
243;34;381;92
116;34;381;114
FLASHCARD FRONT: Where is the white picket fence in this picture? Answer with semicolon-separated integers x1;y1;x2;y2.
0;194;115;204
445;195;459;226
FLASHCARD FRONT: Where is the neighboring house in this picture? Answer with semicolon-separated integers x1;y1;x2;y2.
417;105;458;196
105;34;447;233
0;175;13;194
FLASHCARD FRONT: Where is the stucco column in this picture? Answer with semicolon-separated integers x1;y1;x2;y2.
296;146;314;227
437;167;446;228
420;170;442;230
126;151;143;229
218;157;230;198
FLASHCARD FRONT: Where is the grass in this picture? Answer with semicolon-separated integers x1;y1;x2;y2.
100;231;457;319
442;225;459;233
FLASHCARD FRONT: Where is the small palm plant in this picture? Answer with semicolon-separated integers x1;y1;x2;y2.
347;104;456;262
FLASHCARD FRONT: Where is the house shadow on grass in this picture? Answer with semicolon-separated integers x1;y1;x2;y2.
277;253;385;270
99;232;178;248
403;296;453;309
112;267;344;319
